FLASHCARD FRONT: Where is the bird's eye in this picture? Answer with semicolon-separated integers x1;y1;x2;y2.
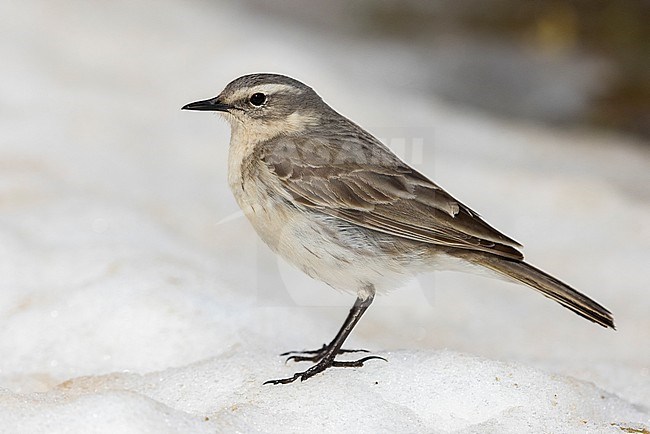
249;93;266;106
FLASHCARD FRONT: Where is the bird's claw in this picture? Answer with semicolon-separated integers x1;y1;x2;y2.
331;355;387;367
265;353;386;385
281;344;370;363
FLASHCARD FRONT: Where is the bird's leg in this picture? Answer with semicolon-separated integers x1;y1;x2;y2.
265;293;386;385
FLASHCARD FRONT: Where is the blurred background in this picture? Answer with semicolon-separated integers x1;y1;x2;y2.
1;0;649;412
242;0;650;138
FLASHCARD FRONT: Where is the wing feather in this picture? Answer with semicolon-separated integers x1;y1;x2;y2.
257;133;523;260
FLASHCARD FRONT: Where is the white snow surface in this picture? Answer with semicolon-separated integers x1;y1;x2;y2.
1;1;649;433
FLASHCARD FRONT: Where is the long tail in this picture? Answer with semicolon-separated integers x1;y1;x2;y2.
459;253;615;329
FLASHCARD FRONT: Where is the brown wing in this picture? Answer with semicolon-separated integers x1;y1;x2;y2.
258;133;523;260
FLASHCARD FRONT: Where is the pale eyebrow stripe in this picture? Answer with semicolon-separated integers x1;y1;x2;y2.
230;84;302;101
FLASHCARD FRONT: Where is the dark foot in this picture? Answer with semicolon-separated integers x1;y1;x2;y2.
280;343;370;363
266;295;380;385
264;355;386;385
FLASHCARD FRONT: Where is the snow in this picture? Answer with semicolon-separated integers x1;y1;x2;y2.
1;351;647;433
1;0;649;432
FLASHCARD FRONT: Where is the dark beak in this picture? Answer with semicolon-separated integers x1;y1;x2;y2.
181;97;231;112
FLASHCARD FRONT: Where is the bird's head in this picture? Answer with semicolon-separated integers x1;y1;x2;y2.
182;73;329;141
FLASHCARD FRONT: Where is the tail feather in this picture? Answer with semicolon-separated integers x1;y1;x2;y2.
462;254;615;329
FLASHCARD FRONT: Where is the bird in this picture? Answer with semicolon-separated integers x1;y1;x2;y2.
182;73;614;385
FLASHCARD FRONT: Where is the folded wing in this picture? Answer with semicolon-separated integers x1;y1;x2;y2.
259;134;524;260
